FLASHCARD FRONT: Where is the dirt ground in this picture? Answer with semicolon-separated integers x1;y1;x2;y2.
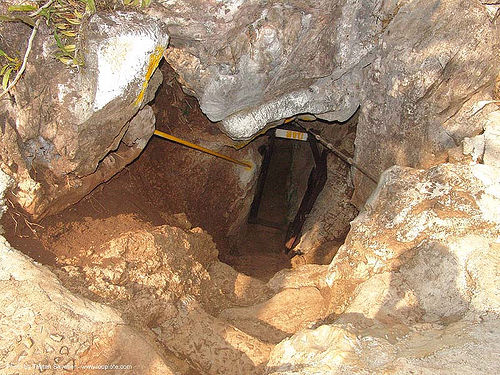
1;62;293;281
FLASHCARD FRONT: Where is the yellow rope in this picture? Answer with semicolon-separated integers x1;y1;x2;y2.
153;130;253;169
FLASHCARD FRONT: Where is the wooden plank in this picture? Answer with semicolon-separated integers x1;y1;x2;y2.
248;134;275;223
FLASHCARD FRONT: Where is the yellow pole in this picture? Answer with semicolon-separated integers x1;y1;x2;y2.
153;130;253;169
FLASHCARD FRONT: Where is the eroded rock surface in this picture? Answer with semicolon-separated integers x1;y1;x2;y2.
2;0;498;220
163;297;273;375
352;0;500;205
220;287;327;344
267;264;329;293
149;0;379;138
266;163;500;374
267;318;500;375
327;163;500;315
1;2;499;374
53;224;278;374
148;0;500;208
0;246;179;375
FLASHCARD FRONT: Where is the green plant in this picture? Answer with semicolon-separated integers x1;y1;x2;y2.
123;0;152;8
7;1;94;67
0;1;152;95
0;0;94;96
0;49;21;90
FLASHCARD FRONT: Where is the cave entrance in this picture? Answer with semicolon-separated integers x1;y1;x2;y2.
1;62;307;282
222;122;322;281
0;61;358;284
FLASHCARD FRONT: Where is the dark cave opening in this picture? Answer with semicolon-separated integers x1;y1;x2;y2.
1;61;357;282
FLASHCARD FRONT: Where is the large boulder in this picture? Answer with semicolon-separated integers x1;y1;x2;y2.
0;11;168;219
267;318;500;375
0;244;178;375
265;162;500;374
220;287;327;344
148;0;379;138
328;163;500;315
353;0;500;205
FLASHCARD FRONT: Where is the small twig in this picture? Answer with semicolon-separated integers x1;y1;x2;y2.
9;212;20;235
6;198;44;236
113;152;126;161
23;217;43;236
8;210;30;238
7;198;16;208
29;0;55;18
25;218;44;229
0;18;41;100
88;196;101;214
164;123;173;133
91;195;108;214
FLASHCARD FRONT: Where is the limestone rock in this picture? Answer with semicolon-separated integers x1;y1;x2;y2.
151;0;499;180
162;296;273;375
265;162;500;374
206;261;274;313
266;318;500;375
327;163;500;314
352;0;500;205
269;235;500;373
56;225;219;324
0;12;169;219
484;111;500;168
267;264;329;293
122;105;156;149
55;224;275;374
463;134;485;163
0;242;175;375
220;287;327;344
149;0;379;139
